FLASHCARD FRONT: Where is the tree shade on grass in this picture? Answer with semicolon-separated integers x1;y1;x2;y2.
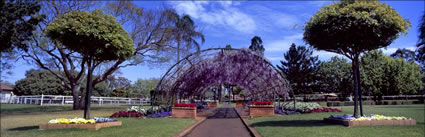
303;0;411;117
0;104;195;137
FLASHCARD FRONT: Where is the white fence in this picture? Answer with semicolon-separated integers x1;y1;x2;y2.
5;95;151;106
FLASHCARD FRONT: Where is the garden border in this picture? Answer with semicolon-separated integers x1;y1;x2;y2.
172;107;197;119
235;107;262;137
248;105;275;118
323;118;416;127
39;121;122;130
172;117;207;137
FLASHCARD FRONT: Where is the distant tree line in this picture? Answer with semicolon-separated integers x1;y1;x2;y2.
14;69;159;98
278;44;424;102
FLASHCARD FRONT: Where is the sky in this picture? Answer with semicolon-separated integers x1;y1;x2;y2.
3;0;425;84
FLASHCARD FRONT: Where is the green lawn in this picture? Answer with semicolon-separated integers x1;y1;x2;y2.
0;104;196;137
247;105;425;137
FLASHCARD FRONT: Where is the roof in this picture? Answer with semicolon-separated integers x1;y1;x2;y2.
0;83;13;91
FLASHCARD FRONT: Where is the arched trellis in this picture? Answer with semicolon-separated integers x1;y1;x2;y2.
152;47;295;108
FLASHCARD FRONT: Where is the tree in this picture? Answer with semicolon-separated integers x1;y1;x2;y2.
108;76;131;91
303;0;410;117
14;69;109;96
417;13;425;48
168;11;205;65
318;56;353;101
277;43;320;95
45;10;135;119
0;0;44;52
23;1;177;111
112;88;128;97
416;13;425;95
0;0;44;78
249;36;265;56
361;50;423;100
232;85;244;101
14;69;69;95
129;78;159;98
390;48;415;62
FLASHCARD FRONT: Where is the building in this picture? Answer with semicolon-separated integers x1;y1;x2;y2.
0;83;14;103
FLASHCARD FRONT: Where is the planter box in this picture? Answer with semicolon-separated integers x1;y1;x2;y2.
248;105;274;117
39;121;122;130
208;102;217;108
324;118;416;127
172;107;196;119
236;101;245;107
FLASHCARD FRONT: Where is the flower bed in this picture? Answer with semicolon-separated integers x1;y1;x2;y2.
282;102;322;112
172;103;197;118
48;118;95;124
110;111;143;118
274;108;300;115
250;101;273;106
147;111;172;118
236;101;245;107
324;114;416;127
174;103;196;108
304;107;342;113
249;101;274;117
208;102;217;108
40;117;121;130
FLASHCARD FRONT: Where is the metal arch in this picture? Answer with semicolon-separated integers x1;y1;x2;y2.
152;47;295;107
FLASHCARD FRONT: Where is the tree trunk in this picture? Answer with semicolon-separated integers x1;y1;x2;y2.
71;85;82;110
176;35;181;78
218;85;222;102
357;64;364;116
84;57;93;119
352;55;359;118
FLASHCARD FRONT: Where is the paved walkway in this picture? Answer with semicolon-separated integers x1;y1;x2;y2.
184;104;251;137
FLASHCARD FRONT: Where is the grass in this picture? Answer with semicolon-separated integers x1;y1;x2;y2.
0;104;196;137
247;104;425;137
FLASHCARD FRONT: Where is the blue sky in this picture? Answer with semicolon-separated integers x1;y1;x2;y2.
4;1;425;84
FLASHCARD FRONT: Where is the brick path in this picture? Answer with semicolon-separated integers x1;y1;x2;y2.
184;104;252;137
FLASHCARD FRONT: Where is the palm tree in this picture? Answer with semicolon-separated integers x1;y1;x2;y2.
167;11;205;65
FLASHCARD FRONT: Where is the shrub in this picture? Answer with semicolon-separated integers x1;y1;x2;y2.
174;102;196;108
127;106;147;114
110;111;143;118
283;102;322;112
250;101;273;106
304;107;342;113
147;111;172;118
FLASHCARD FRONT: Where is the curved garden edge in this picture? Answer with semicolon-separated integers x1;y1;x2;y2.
172;108;219;137
235;107;263;137
172;117;207;137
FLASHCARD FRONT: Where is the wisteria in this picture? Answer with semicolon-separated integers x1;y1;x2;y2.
154;48;290;103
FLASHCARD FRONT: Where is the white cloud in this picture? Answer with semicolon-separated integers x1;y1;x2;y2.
313;50;346;60
380;47;416;55
265;33;303;52
265;56;282;61
246;5;301;31
172;1;256;34
307;1;333;7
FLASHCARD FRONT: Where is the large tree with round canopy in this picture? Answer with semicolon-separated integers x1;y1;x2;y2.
45;10;134;118
303;0;410;117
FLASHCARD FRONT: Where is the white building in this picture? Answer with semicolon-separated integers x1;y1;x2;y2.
1;83;14;103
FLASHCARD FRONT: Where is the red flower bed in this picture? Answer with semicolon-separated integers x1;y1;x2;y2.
304;107;342;113
250;101;273;105
110;111;143;118
174;102;196;108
